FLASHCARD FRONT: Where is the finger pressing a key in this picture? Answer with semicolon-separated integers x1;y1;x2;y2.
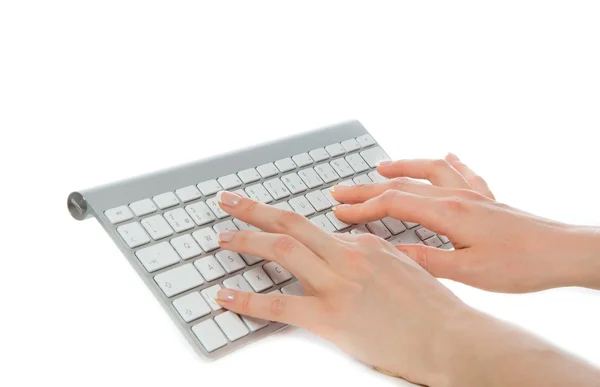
217;230;337;292
217;191;345;262
331;178;490;204
216;290;324;329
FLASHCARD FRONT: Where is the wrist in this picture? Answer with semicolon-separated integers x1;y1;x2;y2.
563;226;600;289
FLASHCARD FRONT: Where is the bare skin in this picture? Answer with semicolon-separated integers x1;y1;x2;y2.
212;153;600;386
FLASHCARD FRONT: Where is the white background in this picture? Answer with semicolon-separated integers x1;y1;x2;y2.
1;1;599;386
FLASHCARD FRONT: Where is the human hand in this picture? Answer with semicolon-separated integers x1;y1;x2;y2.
332;153;600;292
214;190;471;385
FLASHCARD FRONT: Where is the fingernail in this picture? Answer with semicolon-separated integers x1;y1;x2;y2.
217;289;236;302
217;191;242;207
446;152;459;161
330;185;351;193
218;230;236;242
376;160;392;167
333;204;351;210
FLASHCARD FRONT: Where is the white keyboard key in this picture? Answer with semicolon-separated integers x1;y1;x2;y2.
105;205;133;224
424;235;443;247
439;235;450;244
289;196;315;216
213;219;238;233
321;188;340;206
141;215;174;240
223;274;254;292
309;148;330;162
353;174;372;185
325;143;345;157
256;162;279;178
242;315;269;332
274;157;296;173
241;253;263;265
416;227;436;240
350;225;369;235
298;168;324;188
356;134;376;147
185;202;216;226
233;218;260;232
192;319;228;352
206;197;228;219
194;254;226;281
274;201;294;212
245;184;274;203
345;153;370;173
192;227;220;251
402;221;420;229
217;174;242;190
263;262;292;285
233;189;249;198
311;215;336;232
163;208;195;233
263;178;291;200
281;281;305;296
153;192;179;209
238;168;261;184
215;311;250;342
129;199;158;217
216;250;246;273
340;179;355;186
268;289;282;295
314;163;339;183
175;186;201;203
173;292;211;322
341;138;361;152
366;220;392;239
381;217;407;235
135;242;180;272
170;234;202;260
326;211;350;230
330;158;354;178
197;179;222;196
368;170;388;183
306;190;331;212
244;267;274;292
281;173;308;194
201;284;223;311
390;231;422;245
154;263;204;297
292;152;313;167
360;146;391;168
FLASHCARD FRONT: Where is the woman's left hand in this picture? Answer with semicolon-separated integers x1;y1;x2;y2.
214;191;473;386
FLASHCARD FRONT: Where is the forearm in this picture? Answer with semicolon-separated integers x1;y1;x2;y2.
563;226;600;290
433;309;600;387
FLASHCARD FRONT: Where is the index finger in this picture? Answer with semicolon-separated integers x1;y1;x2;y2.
217;191;342;261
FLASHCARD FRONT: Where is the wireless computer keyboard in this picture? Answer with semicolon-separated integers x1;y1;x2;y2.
67;120;452;360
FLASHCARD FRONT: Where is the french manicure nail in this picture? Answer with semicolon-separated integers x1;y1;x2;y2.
377;160;392;167
217;289;236;302
218;230;236;242
216;191;242;207
334;204;351;210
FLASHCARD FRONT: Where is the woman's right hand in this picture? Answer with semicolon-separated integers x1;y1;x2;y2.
332;153;600;293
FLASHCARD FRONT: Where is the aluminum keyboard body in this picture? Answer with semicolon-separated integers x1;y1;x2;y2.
68;120;452;360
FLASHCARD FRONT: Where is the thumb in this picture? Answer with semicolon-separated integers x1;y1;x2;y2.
394;244;462;279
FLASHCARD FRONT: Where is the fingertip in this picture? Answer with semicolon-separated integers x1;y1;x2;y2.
445;152;459;162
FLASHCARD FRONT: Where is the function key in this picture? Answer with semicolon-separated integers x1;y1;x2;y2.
214;311;250;342
129;199;158;217
105;205;134;224
325;143;345;157
153;192;180;209
274;157;297;173
341;138;361;152
356;134;376;147
237;168;261;184
175;186;201;203
256;162;279;178
292;153;313;167
192;319;228;352
309;148;330;162
197;179;223;196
